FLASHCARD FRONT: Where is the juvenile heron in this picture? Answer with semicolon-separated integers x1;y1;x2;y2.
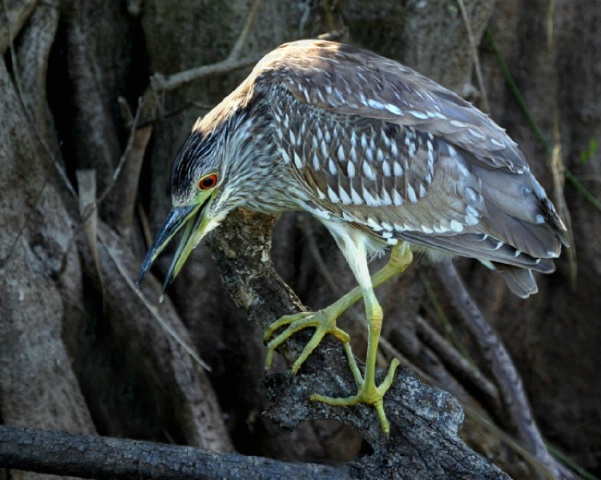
137;39;568;434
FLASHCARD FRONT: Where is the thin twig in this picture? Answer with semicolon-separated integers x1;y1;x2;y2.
135;101;215;129
545;0;576;289
152;0;266;92
228;0;263;61
415;315;502;418
456;0;490;112
436;261;567;479
152;54;264;92
97;98;143;206
100;230;211;372
486;27;600;216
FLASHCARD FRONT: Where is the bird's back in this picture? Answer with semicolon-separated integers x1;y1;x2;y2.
234;40;569;297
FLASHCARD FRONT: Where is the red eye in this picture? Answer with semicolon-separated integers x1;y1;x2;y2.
198;174;217;190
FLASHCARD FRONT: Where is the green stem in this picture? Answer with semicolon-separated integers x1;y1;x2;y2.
485;28;601;213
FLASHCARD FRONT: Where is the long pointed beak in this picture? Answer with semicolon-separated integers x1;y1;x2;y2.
137;195;214;294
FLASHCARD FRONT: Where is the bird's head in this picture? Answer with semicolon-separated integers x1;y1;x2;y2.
136;124;233;295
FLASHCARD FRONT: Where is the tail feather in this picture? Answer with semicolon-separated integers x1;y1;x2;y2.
493;263;539;298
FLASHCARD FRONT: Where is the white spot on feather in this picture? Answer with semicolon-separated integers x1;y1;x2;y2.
333;88;345;103
465;205;480;218
457;162;470;177
407;184;418;203
294;152;303;169
367;218;383;231
363;189;382;207
320;140;328;158
350;132;357;147
382;161;391;177
347;162;356;178
312;154;320;171
350;146;357;163
327;186;340;203
338;185;352;204
450;120;468;128
351;186;363;204
328;159;338;175
316;125;324;141
468;128;485;140
381;189;392;204
465;214;479;226
360;133;368;150
367;99;385;109
311;208;330;220
409;110;429;120
490;138;504;148
392;190;404;206
385;103;404;116
465;186;479;203
362;162;376;180
450;220;464;232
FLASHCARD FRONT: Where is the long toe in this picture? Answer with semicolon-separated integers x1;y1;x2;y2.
264;309;351;372
310;359;400;434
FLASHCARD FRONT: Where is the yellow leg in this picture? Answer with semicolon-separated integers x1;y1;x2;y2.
264;242;413;372
264;242;413;434
311;287;399;435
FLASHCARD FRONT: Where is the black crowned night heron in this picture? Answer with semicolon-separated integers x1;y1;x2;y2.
137;39;568;434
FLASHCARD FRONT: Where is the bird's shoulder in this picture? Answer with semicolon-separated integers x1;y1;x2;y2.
250;39;528;174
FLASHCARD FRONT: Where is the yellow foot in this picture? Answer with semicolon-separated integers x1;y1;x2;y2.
264;308;351;374
311;357;400;435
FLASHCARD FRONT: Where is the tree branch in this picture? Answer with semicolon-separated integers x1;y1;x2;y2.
0;425;347;480
436;262;574;479
205;209;510;478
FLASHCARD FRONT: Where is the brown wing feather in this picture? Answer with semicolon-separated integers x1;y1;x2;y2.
249;39;568;297
254;39;528;173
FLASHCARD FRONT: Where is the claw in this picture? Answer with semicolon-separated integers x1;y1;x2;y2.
310;358;400;435
262;243;412;434
264;310;351;373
